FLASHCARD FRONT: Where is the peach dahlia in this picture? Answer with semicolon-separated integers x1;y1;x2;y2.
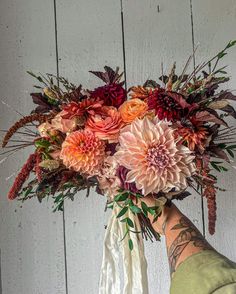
60;130;105;175
115;117;196;195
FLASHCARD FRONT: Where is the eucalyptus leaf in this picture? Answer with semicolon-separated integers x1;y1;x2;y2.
128;239;134;251
117;207;128;218
129;205;142;214
126;218;134;228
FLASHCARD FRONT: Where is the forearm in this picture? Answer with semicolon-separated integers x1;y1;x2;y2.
140;198;212;276
162;205;212;276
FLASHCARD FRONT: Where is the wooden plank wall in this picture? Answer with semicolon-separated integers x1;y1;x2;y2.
0;1;236;293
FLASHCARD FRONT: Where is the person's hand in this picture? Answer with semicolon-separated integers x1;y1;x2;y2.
137;195;176;235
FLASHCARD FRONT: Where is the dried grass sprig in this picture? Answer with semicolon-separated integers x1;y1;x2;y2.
8;153;37;200
2;113;54;148
203;184;217;235
35;152;43;182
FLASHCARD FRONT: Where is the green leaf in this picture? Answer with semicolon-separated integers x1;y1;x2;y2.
27;71;38;78
120;218;127;223
210;161;223;172
135;193;143;198
117;206;128;218
227;149;234;158
218;52;227;59
126;218;134;228
114;193;129;202
120;230;129;242
152;214;160;223
218;143;226;149
218;70;227;74
226;40;236;48
128;239;134;251
148;208;156;215
35;139;51;149
228;145;236;150
129;205;142;214
141;201;148;212
33;85;43;89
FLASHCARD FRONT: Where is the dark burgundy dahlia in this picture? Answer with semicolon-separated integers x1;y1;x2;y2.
90;83;126;108
148;89;193;121
116;166;141;194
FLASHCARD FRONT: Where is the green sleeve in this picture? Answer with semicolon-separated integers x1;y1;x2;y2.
170;250;236;294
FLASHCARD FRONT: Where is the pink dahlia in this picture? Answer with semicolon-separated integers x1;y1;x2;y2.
115;117;195;195
60;130;105;175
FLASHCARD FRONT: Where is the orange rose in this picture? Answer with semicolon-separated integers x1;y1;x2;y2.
118;98;148;123
85;106;124;142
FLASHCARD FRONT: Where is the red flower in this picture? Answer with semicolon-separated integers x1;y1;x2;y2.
116;166;141;194
62;98;103;119
148;89;193;121
8;153;37;200
90;83;126;108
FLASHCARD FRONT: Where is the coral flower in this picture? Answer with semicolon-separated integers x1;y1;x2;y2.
118;98;148;123
62;98;103;119
129;86;153;101
115;117;196;196
178;126;208;153
60;130;105;175
85;106;124;143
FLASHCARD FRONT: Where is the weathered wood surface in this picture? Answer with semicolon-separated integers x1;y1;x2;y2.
122;1;203;293
192;0;236;261
56;1;123;293
0;1;66;294
0;0;236;293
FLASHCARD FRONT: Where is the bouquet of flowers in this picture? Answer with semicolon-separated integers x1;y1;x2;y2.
2;41;236;293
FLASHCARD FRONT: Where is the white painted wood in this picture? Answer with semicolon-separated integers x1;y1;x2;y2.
1;1;236;294
56;1;124;293
192;0;236;261
0;1;66;293
122;1;204;293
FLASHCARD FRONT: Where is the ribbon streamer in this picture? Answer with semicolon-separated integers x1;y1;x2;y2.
99;207;149;294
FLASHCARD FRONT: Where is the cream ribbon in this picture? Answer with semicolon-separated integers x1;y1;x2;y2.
99;207;149;294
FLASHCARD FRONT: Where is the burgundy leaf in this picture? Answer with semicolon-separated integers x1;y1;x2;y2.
104;66;116;83
195;110;227;126
143;79;160;88
210;146;230;162
89;71;108;83
220;104;236;118
172;191;191;200
30;93;54;113
90;66;123;85
169;91;198;112
216;90;236;101
31;93;48;105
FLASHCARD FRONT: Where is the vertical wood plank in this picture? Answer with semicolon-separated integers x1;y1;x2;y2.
122;1;203;293
0;1;66;293
56;1;124;293
192;0;236;261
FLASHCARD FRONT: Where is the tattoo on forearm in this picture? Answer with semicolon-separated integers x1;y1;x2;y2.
168;217;212;275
